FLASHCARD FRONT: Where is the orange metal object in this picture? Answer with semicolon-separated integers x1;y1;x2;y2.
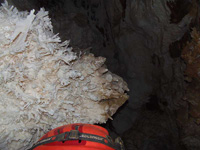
33;123;115;150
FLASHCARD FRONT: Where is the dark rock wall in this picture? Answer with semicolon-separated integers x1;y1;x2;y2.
4;0;199;149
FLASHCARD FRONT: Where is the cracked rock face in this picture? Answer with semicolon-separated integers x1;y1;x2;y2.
178;28;200;150
0;2;128;149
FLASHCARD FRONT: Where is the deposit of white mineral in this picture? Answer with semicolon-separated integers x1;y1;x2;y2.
0;1;129;150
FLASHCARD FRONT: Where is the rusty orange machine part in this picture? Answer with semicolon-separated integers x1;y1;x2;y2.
30;123;123;150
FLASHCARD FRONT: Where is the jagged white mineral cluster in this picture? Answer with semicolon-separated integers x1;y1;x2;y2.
0;1;129;150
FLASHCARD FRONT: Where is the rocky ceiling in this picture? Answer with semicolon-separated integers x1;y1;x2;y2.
2;0;200;150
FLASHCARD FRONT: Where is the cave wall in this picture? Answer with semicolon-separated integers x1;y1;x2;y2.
4;0;199;149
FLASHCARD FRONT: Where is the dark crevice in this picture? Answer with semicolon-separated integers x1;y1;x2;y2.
167;0;193;24
119;0;126;19
146;95;163;112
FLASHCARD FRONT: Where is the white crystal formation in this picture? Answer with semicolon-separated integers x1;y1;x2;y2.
0;1;129;150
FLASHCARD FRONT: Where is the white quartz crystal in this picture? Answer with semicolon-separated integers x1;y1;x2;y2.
0;1;129;149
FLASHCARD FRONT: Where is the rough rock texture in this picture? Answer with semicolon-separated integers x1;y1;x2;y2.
122;108;183;150
0;2;128;149
178;27;200;150
182;28;200;80
4;0;200;150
